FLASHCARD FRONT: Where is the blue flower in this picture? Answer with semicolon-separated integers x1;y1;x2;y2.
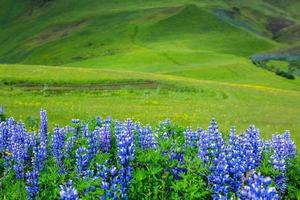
75;147;89;176
241;173;279;200
96;116;101;126
87;128;99;160
185;127;201;148
97;164;119;200
60;180;79;200
275;173;287;195
26;170;39;200
240;125;263;171
71;119;80;124
51;127;65;174
33;142;47;172
116;120;135;199
136;123;157;149
11;123;28;178
81;123;89;138
99;122;111;153
64;136;76;159
271;131;296;172
198;118;224;164
116;120;135;165
39;109;48;146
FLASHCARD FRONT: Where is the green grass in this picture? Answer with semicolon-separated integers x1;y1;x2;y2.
1;64;300;149
268;60;290;72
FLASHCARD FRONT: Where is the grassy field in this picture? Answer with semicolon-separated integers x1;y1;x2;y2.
0;0;300;148
1;64;300;149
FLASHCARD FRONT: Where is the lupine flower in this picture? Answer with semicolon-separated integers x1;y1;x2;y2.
81;123;89;138
11;123;28;178
105;116;112;124
34;109;48;172
241;125;263;171
270;131;296;195
51;127;65;174
26;132;37;150
282;131;296;158
60;180;79;200
87;128;99;160
96;116;101;126
0;121;7;152
136;123;157;149
198;118;224;164
227;134;248;194
82;169;95;181
275;173;287;195
263;139;273;153
170;151;187;180
271;131;296;172
99;122;111;153
71;119;80;139
241;173;279;200
33;142;47;172
209;151;230;199
202;123;265;198
64;136;76;159
75;147;89;175
116;120;135;165
97;164;119;200
119;165;133;199
26;170;39;200
39;109;48;146
184;127;201;148
65;126;73;135
0;110;298;200
157;119;172;139
171;166;188;180
0;106;4;115
184;127;193;147
116;119;135;199
71;119;80;124
0;106;4;121
208;131;247;198
1;118;17;169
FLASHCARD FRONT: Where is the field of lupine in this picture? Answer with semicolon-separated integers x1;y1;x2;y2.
0;110;299;200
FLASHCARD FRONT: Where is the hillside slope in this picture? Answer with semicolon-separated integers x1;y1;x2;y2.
0;0;298;68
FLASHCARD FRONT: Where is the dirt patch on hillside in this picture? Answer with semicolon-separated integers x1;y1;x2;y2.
27;19;88;45
1;80;162;92
275;24;300;43
266;16;294;38
132;6;184;24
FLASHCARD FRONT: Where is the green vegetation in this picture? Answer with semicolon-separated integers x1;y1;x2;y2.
1;64;300;149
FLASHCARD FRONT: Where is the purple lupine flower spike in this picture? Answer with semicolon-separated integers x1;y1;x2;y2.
60;180;79;200
26;170;39;200
75;147;89;176
99;122;111;153
51;127;65;174
241;173;279;200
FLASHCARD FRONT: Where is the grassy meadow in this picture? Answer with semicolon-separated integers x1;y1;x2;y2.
1;64;300;149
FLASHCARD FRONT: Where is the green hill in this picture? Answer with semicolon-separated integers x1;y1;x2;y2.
0;0;298;67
